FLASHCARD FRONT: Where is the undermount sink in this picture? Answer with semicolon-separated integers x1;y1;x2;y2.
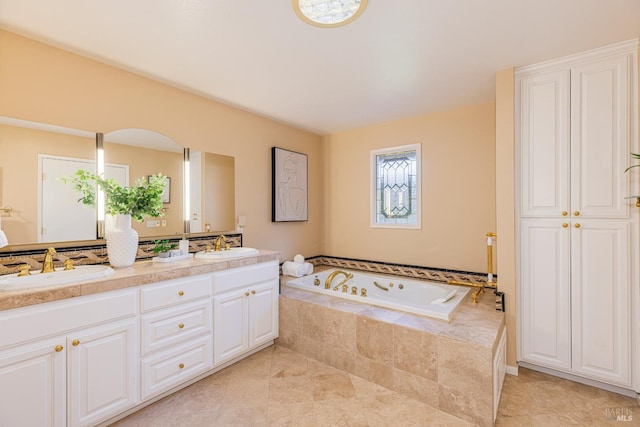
194;247;260;260
0;265;115;291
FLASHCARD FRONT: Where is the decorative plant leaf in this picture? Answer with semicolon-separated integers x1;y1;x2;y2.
61;170;167;222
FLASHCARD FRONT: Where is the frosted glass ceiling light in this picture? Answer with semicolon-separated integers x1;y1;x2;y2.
293;0;367;28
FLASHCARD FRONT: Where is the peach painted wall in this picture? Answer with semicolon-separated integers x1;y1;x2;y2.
321;103;496;273
495;68;517;368
0;30;322;261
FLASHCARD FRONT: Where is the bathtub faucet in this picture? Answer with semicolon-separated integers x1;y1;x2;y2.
325;270;353;290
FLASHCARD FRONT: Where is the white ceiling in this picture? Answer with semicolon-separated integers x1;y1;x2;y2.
1;1;639;135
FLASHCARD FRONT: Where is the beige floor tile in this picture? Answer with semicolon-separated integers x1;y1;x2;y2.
111;346;639;427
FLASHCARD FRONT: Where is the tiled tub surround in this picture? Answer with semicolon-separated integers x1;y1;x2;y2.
279;275;506;427
0;233;243;276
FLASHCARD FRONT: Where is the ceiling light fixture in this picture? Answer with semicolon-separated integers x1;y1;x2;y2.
292;0;368;28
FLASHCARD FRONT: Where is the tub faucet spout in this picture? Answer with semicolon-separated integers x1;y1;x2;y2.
325;270;353;290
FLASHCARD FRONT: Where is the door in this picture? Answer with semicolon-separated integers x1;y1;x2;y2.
570;55;630;219
571;220;631;386
67;318;137;427
0;338;65;427
520;219;571;371
39;155;96;242
518;70;570;217
249;280;279;348
213;289;249;366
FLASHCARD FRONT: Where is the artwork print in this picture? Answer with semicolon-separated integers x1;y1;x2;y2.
272;147;308;222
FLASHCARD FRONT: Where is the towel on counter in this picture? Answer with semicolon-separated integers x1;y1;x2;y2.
282;261;313;277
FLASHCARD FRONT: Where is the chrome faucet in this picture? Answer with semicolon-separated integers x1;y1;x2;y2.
324;270;353;290
214;235;226;251
41;247;56;274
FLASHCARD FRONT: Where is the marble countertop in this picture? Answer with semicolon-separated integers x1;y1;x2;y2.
0;250;280;311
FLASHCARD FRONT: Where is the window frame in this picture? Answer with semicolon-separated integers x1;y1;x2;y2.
370;143;421;229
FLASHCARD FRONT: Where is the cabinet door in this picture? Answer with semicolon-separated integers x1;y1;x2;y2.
0;338;65;427
249;280;279;348
67;318;137;427
571;220;631;386
519;219;571;370
570;54;631;218
213;289;249;366
518;70;570;217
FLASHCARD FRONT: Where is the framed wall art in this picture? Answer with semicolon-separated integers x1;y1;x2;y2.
272;147;308;222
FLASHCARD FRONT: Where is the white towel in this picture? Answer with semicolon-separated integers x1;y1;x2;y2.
293;254;305;263
282;261;313;277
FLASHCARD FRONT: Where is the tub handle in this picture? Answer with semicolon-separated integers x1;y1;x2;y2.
373;281;389;291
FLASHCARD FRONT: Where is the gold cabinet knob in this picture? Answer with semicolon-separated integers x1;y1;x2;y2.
179;363;185;369
72;340;80;346
178;290;184;296
251;290;256;295
178;323;184;329
55;345;63;352
573;211;580;216
562;211;568;216
562;223;569;228
245;291;250;296
575;223;581;228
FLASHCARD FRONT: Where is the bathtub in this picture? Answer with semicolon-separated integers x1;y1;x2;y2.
285;268;470;321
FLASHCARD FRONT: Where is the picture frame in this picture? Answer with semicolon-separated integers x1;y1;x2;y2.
149;175;171;204
272;147;308;222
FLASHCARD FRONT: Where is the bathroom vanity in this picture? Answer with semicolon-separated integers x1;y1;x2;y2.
0;251;279;427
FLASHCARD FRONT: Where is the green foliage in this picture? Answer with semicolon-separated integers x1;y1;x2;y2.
153;239;177;254
624;152;640;199
62;170;167;222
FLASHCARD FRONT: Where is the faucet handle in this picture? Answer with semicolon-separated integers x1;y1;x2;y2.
341;284;348;293
205;245;212;253
351;286;358;295
64;259;75;271
17;264;31;277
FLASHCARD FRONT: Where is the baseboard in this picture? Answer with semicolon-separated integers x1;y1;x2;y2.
506;364;519;376
518;362;637;398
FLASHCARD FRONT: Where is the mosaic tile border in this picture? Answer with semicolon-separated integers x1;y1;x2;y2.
304;255;495;287
0;233;242;275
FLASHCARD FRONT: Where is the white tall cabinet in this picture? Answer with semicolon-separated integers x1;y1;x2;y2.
517;40;638;391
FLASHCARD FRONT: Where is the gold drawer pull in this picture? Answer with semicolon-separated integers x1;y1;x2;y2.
562;223;569;228
179;363;185;369
178;290;184;296
178;323;185;329
55;345;63;352
575;223;581;228
72;340;80;346
251;290;256;295
573;211;580;216
561;211;568;216
245;291;250;296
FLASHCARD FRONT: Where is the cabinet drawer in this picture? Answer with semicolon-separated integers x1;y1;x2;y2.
141;300;212;355
0;289;137;348
141;336;213;400
213;261;278;294
141;274;212;312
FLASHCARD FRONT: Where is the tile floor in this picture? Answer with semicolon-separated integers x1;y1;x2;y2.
111;345;639;426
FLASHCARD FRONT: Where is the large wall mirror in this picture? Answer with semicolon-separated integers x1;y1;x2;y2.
0;117;236;251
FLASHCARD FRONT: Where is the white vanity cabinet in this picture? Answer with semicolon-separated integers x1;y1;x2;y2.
212;260;279;366
139;273;213;400
0;289;138;427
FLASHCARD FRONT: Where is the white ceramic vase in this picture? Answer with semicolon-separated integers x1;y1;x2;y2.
106;214;139;268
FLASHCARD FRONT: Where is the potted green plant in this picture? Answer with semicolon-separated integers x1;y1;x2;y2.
153;239;179;258
63;170;167;267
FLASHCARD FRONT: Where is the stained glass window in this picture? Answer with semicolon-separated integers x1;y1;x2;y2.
371;144;421;228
